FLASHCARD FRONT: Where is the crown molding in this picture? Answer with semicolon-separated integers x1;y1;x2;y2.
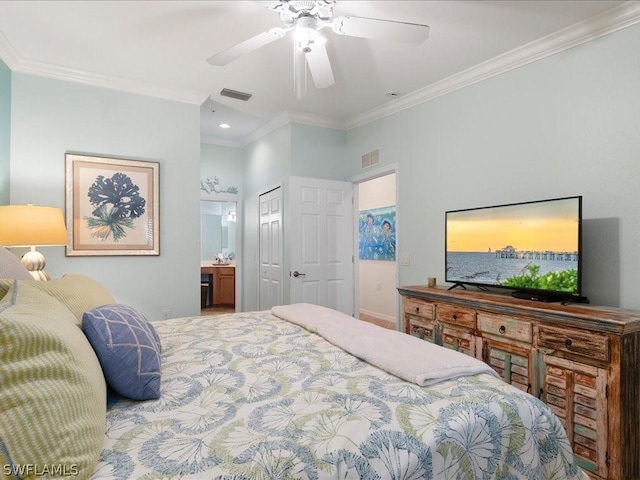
0;31;206;105
2;2;639;137
346;1;640;130
16;58;207;105
286;110;347;130
0;30;19;69
201;135;243;148
238;110;348;146
240;111;291;146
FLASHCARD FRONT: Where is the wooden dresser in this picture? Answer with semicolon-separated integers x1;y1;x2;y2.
397;285;640;480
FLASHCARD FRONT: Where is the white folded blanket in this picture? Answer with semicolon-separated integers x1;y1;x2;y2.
271;303;499;387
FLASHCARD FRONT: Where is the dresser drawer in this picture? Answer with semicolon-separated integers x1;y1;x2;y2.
436;304;476;329
441;325;476;356
408;319;436;342
538;325;610;362
478;313;532;343
403;298;435;320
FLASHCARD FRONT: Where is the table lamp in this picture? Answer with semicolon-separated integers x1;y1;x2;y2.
0;204;68;280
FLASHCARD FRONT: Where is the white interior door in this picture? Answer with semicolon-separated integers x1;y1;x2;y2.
259;186;283;310
289;176;354;315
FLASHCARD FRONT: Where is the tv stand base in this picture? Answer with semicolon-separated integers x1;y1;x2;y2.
511;290;589;304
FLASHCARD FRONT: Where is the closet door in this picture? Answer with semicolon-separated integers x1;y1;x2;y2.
259;186;283;310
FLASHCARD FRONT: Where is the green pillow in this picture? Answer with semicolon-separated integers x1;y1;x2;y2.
0;278;12;301
0;247;32;280
0;273;115;326
0;281;106;479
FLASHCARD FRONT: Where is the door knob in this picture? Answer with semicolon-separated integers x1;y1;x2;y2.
292;271;306;277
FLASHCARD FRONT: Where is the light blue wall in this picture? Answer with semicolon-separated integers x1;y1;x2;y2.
290;123;347;179
10;73;202;320
240;122;349;310
8;20;636;317
201;143;243;198
0;59;10;204
345;24;640;309
241;124;291;310
243;123;292;198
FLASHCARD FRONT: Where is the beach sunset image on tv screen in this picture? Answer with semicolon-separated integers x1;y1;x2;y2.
445;197;581;294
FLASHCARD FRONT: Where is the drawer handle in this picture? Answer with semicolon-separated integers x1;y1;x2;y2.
415;306;420;314
451;314;457;322
565;338;572;348
499;325;506;334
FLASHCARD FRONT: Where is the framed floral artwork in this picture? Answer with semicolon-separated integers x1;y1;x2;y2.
65;153;160;256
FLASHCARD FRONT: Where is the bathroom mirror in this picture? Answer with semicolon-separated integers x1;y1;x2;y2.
201;200;236;262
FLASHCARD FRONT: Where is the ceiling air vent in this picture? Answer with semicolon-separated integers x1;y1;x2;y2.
220;88;252;101
361;149;380;169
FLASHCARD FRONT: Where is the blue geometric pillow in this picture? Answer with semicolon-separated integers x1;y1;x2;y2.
82;304;161;400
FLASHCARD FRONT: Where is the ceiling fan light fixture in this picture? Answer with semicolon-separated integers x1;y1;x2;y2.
208;0;427;94
294;16;325;53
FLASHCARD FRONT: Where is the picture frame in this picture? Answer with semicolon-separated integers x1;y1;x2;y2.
358;205;396;261
65;153;160;256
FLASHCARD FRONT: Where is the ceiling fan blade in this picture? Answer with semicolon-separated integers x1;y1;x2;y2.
207;27;288;66
332;16;429;44
305;43;335;89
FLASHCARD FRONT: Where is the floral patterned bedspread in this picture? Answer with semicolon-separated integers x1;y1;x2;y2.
92;311;585;479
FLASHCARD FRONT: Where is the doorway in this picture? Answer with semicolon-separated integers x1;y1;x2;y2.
353;170;398;329
257;177;354;314
201;199;240;313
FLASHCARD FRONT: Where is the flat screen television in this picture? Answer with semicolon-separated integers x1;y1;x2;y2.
445;196;584;302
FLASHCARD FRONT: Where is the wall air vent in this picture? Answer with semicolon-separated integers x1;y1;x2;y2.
220;88;252;101
361;149;380;169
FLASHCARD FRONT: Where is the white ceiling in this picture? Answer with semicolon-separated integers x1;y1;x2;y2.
0;1;637;146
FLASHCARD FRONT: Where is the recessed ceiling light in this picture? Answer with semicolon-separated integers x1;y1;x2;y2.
219;123;231;129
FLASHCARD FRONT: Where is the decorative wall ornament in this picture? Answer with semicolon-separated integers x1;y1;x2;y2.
200;176;238;195
65;153;160;256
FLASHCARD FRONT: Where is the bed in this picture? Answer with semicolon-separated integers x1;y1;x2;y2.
0;250;585;479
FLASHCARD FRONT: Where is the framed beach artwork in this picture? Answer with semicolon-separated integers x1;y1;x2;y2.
358;205;396;261
65;153;160;256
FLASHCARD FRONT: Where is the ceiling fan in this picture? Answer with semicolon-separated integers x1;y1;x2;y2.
207;1;430;90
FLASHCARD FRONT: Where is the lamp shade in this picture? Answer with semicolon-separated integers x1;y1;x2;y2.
0;205;68;247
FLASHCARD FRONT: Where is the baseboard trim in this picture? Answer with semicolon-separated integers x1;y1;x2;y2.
359;309;396;324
